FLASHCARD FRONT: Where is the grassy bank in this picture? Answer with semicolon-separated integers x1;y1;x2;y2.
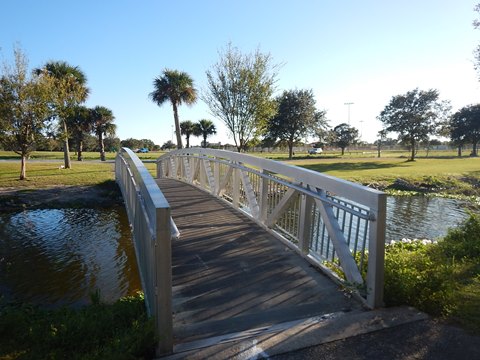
0;150;161;161
384;214;480;334
0;162;115;188
0;293;156;360
283;156;480;200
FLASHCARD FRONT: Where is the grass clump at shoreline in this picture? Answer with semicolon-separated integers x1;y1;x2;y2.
0;292;156;360
384;213;480;333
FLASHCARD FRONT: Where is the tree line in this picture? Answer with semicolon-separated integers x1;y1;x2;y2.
0;47;116;179
150;43;480;161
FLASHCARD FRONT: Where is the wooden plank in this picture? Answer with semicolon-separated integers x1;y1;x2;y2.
155;178;363;346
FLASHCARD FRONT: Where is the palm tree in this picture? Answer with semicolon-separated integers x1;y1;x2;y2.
35;61;89;169
194;119;217;148
91;106;116;161
180;120;195;148
149;69;197;149
65;106;92;161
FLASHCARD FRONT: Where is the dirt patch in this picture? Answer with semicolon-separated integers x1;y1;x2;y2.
0;182;124;211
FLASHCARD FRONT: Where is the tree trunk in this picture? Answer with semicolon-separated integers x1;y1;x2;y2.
99;133;106;161
377;143;381;158
186;135;190;148
172;102;183;149
458;145;462;157
203;134;207;148
63;120;71;169
472;141;478;157
77;140;83;161
20;154;27;180
341;147;345;155
410;140;416;161
288;141;294;160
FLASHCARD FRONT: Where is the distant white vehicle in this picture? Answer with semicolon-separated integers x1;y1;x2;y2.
308;148;323;154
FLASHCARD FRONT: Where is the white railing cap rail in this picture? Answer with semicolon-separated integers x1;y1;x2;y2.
120;148;179;238
158;147;385;210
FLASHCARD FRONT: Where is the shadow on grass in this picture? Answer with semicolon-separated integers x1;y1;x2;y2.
300;161;408;173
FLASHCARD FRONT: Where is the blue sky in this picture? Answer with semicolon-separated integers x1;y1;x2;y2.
2;0;480;146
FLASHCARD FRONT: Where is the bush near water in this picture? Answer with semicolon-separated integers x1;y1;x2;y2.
384;213;480;333
0;292;156;360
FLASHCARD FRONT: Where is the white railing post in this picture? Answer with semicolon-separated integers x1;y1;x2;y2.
298;193;314;255
366;193;387;308
259;169;269;223
232;167;240;209
154;206;173;355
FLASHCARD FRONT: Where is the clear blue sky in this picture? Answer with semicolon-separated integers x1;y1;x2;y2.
2;0;480;146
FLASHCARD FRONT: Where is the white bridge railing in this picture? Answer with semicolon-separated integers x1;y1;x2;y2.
157;148;387;308
115;147;177;356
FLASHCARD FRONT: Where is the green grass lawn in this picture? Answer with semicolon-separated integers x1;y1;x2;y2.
0;150;163;161
0;161;116;188
284;157;480;182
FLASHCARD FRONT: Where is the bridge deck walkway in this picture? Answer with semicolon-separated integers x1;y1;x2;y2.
156;178;364;348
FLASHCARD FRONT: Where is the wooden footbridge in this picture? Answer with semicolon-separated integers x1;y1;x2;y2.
115;148;394;358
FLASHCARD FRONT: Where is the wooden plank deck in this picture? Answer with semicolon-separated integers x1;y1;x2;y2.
156;178;364;347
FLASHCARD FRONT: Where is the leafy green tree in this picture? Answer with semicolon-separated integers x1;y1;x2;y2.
193;119;217;148
35;61;89;169
203;43;279;152
0;47;53;179
161;140;176;150
375;129;388;158
266;89;326;159
120;138;143;150
180;120;195;148
149;69;197;149
330;123;359;155
103;136;121;152
66;106;92;161
91;106;116;161
140;139;155;150
377;88;450;161
450;104;480;157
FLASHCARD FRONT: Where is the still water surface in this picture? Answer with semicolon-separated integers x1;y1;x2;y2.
386;196;469;241
0;196;470;308
0;207;141;308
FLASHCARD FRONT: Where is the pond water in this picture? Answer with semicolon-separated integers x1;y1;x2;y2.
386;196;469;242
0;207;141;308
0;196;471;308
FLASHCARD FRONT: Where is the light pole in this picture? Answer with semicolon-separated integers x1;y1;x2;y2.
344;102;354;125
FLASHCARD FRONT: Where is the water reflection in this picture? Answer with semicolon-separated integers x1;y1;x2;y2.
0;207;141;308
386;196;469;241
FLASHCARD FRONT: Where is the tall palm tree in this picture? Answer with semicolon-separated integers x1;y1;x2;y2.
91;106;116;161
194;119;217;148
65;106;92;161
149;69;197;149
180;120;195;148
35;61;89;168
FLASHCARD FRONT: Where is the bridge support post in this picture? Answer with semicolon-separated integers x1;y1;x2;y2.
366;193;387;308
298;193;314;255
155;207;173;356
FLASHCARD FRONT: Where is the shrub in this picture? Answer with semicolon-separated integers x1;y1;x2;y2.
383;214;480;333
0;292;156;360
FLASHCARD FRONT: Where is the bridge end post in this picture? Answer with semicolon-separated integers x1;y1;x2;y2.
154;206;173;356
366;193;387;309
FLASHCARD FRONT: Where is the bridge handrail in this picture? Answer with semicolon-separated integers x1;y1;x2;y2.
157;147;386;309
115;147;174;355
